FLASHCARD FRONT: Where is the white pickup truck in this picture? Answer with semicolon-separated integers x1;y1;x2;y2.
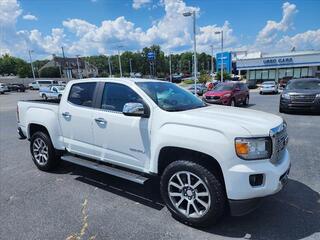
39;85;65;100
17;78;290;226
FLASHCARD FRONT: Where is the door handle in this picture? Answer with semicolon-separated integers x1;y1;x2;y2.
94;117;107;125
62;112;71;117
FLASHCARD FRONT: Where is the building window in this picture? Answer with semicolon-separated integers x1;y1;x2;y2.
286;68;293;77
256;70;262;80
308;67;313;77
301;68;308;77
293;68;300;78
279;69;286;79
269;69;276;80
249;70;255;80
261;70;269;80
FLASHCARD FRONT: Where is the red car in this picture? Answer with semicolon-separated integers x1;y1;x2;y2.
203;82;249;106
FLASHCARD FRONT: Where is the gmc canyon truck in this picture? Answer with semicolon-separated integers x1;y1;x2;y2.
17;78;290;227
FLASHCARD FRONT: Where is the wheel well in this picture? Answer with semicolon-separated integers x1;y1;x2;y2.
29;124;49;138
158;147;225;187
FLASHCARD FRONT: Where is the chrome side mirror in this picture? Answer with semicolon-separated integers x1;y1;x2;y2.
123;102;147;117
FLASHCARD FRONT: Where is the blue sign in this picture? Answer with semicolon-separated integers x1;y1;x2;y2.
147;52;155;61
216;52;232;74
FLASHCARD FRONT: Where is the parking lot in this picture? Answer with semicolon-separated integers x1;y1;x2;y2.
0;90;319;240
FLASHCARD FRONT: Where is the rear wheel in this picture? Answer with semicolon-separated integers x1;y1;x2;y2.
30;131;60;171
243;96;249;106
160;160;226;227
58;94;62;100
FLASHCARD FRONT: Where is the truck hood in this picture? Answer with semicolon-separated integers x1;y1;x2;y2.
175;105;283;136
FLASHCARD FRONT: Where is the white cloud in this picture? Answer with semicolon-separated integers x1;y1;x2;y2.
256;2;298;45
132;0;151;9
22;14;38;21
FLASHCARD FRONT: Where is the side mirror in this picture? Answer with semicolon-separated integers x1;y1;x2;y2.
123;102;149;117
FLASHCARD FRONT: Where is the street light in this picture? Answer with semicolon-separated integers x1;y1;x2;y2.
183;10;197;95
210;45;214;77
117;45;123;77
215;30;224;82
76;55;82;79
28;50;36;81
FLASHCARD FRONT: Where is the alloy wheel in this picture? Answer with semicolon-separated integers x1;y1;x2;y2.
32;138;49;166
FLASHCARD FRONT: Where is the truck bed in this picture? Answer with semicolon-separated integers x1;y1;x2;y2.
20;99;61;105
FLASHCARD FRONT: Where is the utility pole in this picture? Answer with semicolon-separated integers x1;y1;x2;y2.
215;31;224;82
210;44;214;76
117;46;123;77
28;50;36;81
61;46;68;79
108;56;112;77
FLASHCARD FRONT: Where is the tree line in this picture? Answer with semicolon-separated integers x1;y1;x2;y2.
0;45;216;78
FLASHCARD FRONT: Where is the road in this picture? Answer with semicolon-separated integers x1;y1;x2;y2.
0;91;319;240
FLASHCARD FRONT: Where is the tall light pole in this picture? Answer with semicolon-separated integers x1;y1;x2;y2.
215;30;224;82
76;55;81;79
183;10;197;95
117;46;123;77
169;53;172;82
129;58;133;75
210;44;214;77
28;50;36;81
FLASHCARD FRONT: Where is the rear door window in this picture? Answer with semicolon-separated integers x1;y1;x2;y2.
68;82;97;107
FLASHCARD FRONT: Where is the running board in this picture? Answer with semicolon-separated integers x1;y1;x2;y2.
61;154;149;184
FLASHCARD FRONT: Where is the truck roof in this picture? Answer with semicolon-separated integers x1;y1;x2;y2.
68;77;164;86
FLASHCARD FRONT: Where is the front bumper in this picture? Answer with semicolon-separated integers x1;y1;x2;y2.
280;98;320;112
225;149;290;202
204;97;230;105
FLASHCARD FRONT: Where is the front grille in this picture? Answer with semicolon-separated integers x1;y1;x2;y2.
290;94;316;103
270;124;288;165
206;96;220;100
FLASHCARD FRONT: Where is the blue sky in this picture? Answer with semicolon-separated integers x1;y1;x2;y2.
1;0;320;59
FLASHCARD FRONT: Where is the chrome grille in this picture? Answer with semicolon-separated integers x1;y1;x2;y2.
290;94;316;103
270;123;288;165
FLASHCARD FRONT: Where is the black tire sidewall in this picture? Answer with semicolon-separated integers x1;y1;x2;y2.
30;131;59;171
160;160;226;227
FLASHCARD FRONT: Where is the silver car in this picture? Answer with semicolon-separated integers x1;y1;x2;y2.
260;81;278;94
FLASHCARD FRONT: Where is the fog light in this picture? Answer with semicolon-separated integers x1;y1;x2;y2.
249;174;264;186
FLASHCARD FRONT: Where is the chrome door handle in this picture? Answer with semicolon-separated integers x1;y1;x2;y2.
62;112;71;117
94;117;106;124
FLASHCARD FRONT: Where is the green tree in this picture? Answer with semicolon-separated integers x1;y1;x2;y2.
215;71;231;80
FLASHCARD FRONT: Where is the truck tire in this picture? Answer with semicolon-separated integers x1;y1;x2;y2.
160;160;226;227
30;131;60;171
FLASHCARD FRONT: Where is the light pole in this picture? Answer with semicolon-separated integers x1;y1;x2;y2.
76;55;82;79
28;50;36;81
117;46;123;77
169;53;172;82
215;30;224;82
210;44;214;77
183;10;197;95
129;58;133;76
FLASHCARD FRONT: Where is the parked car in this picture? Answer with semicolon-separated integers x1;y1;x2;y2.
0;83;9;94
17;78;290;227
279;78;320;113
8;83;26;92
29;80;59;90
203;82;249;106
188;84;207;96
260;81;278;94
247;79;257;89
39;85;65;100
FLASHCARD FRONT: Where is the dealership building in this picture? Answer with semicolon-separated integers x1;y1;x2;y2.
236;50;320;83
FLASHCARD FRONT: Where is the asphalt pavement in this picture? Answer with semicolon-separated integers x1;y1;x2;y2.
0;91;319;240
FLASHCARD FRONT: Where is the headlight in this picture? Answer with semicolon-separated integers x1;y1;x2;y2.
223;93;231;97
316;93;320;98
235;137;272;160
281;93;290;99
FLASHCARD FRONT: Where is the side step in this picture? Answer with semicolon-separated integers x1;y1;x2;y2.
61;154;149;184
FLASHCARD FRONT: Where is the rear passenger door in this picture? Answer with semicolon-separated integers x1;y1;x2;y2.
59;82;98;157
92;82;151;171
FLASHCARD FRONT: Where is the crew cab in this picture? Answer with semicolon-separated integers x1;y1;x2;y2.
17;78;290;227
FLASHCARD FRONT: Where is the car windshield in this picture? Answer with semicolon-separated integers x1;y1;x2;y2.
214;84;234;91
56;86;65;90
136;82;206;112
286;80;320;90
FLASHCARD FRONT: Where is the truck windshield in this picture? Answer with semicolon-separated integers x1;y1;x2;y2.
136;82;206;112
286;80;320;90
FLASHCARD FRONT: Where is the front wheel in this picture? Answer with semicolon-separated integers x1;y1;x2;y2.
230;98;236;107
30;131;60;171
160;160;226;227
